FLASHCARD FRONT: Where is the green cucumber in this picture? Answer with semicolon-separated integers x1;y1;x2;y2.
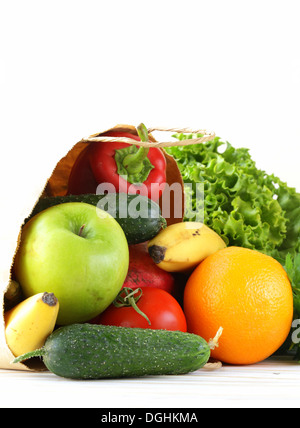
13;323;212;379
28;193;166;245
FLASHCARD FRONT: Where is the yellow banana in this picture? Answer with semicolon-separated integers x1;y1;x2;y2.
4;292;59;357
148;221;226;272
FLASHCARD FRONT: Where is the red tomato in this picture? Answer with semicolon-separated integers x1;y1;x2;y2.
90;287;187;332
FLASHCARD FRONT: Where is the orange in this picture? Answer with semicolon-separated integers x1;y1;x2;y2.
183;246;294;365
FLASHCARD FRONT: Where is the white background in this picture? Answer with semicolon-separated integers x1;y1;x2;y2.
1;0;299;194
0;0;300;408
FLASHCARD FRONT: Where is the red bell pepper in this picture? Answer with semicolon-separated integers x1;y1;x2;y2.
67;124;166;201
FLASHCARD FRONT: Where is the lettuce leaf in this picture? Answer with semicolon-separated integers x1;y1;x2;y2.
285;253;300;316
284;253;300;357
166;134;300;261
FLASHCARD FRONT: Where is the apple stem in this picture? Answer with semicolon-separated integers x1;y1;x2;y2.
78;224;86;237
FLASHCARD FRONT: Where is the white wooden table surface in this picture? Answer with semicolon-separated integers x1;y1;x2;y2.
1;356;300;408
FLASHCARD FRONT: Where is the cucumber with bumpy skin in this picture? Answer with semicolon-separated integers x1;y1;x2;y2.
28;193;166;245
13;323;217;380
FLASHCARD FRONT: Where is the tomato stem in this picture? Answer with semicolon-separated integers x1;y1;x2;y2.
113;287;151;326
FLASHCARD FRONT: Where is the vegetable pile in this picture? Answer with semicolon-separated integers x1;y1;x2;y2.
4;123;300;378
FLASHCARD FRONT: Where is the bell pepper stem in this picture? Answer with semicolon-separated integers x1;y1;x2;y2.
122;123;150;174
136;123;149;143
123;146;150;174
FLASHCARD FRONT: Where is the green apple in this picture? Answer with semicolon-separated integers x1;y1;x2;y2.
14;202;129;325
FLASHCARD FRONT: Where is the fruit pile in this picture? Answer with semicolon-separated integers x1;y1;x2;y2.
4;124;296;379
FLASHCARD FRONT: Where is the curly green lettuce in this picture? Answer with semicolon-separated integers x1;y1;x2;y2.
285;253;300;315
165;134;300;263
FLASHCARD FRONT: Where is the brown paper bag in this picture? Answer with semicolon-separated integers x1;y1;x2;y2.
0;124;215;371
